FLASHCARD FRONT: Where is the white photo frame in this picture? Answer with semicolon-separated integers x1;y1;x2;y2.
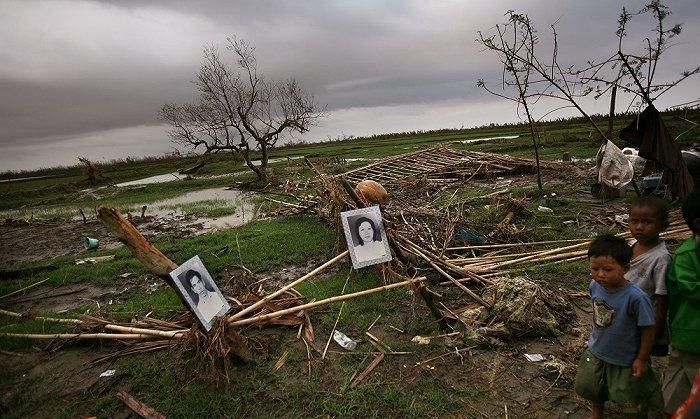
340;206;393;269
169;255;230;332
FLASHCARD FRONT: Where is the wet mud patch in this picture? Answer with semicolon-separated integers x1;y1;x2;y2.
0;219;123;270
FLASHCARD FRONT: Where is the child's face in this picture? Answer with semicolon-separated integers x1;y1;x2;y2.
589;255;628;291
629;206;665;245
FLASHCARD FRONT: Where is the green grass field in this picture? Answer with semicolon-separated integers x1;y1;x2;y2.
0;107;696;418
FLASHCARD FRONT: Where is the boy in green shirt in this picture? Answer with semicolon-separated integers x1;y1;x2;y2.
663;190;700;415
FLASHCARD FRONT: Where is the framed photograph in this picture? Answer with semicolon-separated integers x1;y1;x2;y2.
169;255;230;332
341;206;393;269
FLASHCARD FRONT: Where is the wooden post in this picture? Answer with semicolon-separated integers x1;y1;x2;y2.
98;207;177;277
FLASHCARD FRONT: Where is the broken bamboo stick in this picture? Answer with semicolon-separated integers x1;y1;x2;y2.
0;332;160;340
349;353;385;389
116;390;166;419
0;278;50;300
229;251;349;321
230;277;426;327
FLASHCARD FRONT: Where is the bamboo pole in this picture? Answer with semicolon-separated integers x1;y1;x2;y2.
445;238;588;251
229;251;349;321
0;309;183;338
0;309;83;325
230;277;426;327
0;332;160;340
402;242;491;308
103;324;185;339
0;278;50;300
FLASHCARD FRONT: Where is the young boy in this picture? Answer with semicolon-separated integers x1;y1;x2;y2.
575;234;663;418
626;196;672;355
663;190;700;416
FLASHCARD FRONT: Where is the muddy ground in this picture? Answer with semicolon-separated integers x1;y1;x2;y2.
0;166;683;418
0;215;206;271
0;254;654;418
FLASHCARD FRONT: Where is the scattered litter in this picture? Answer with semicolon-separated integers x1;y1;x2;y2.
388;325;405;333
411;335;431;345
75;255;115;265
563;220;575;225
272;350;289;371
453;227;487;244
99;369;116;377
614;214;629;224
484;277;574;337
524;354;545;362
119;272;132;278
108;300;113;305
333;330;357;351
537;206;553;213
84;237;99;250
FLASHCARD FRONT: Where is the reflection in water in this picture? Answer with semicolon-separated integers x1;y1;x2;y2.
145;187;258;232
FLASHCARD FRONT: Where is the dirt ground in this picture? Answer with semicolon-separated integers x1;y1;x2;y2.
0;256;663;419
0;215;205;271
0;164;684;418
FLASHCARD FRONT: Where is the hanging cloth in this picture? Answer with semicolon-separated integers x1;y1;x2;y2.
619;105;694;199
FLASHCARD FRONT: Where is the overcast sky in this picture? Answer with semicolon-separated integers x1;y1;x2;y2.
1;0;698;172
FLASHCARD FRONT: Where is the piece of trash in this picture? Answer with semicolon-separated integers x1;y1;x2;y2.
108;300;113;305
119;272;132;278
614;214;629;224
411;335;431;345
452;227;487;244
75;255;115;265
333;330;357;351
537;206;553;213
99;369;116;377
563;220;575;225
84;237;99;250
524;353;545;362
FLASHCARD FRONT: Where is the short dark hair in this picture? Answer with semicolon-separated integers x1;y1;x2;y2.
630;196;669;226
682;190;700;233
588;234;632;267
354;216;380;245
185;269;202;286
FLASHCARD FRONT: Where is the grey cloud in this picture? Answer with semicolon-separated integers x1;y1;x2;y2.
0;0;698;169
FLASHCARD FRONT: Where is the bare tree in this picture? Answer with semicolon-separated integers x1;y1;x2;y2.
477;1;697;145
575;0;698;112
161;38;325;182
78;156;100;185
477;12;544;190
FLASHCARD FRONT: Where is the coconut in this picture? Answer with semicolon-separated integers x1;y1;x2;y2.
354;179;389;205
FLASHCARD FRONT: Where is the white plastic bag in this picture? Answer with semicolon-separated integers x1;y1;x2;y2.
333;330;357;351
596;140;634;188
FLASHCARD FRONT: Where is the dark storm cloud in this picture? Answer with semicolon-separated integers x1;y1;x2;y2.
0;0;698;171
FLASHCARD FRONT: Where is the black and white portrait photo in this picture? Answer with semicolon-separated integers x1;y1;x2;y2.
341;206;393;269
169;255;230;332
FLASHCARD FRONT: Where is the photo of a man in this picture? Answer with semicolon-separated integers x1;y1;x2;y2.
169;255;230;332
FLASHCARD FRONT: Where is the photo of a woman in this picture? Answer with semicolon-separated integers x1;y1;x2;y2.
340;206;393;269
352;216;387;262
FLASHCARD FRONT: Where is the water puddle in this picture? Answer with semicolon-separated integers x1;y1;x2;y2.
243;156;305;166
142;187;258;232
115;173;183;187
460;135;520;144
0;175;56;184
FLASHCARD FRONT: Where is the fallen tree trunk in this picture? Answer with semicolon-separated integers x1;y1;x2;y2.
98;207;177;277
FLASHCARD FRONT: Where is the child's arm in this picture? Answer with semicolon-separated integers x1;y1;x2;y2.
633;325;655;378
